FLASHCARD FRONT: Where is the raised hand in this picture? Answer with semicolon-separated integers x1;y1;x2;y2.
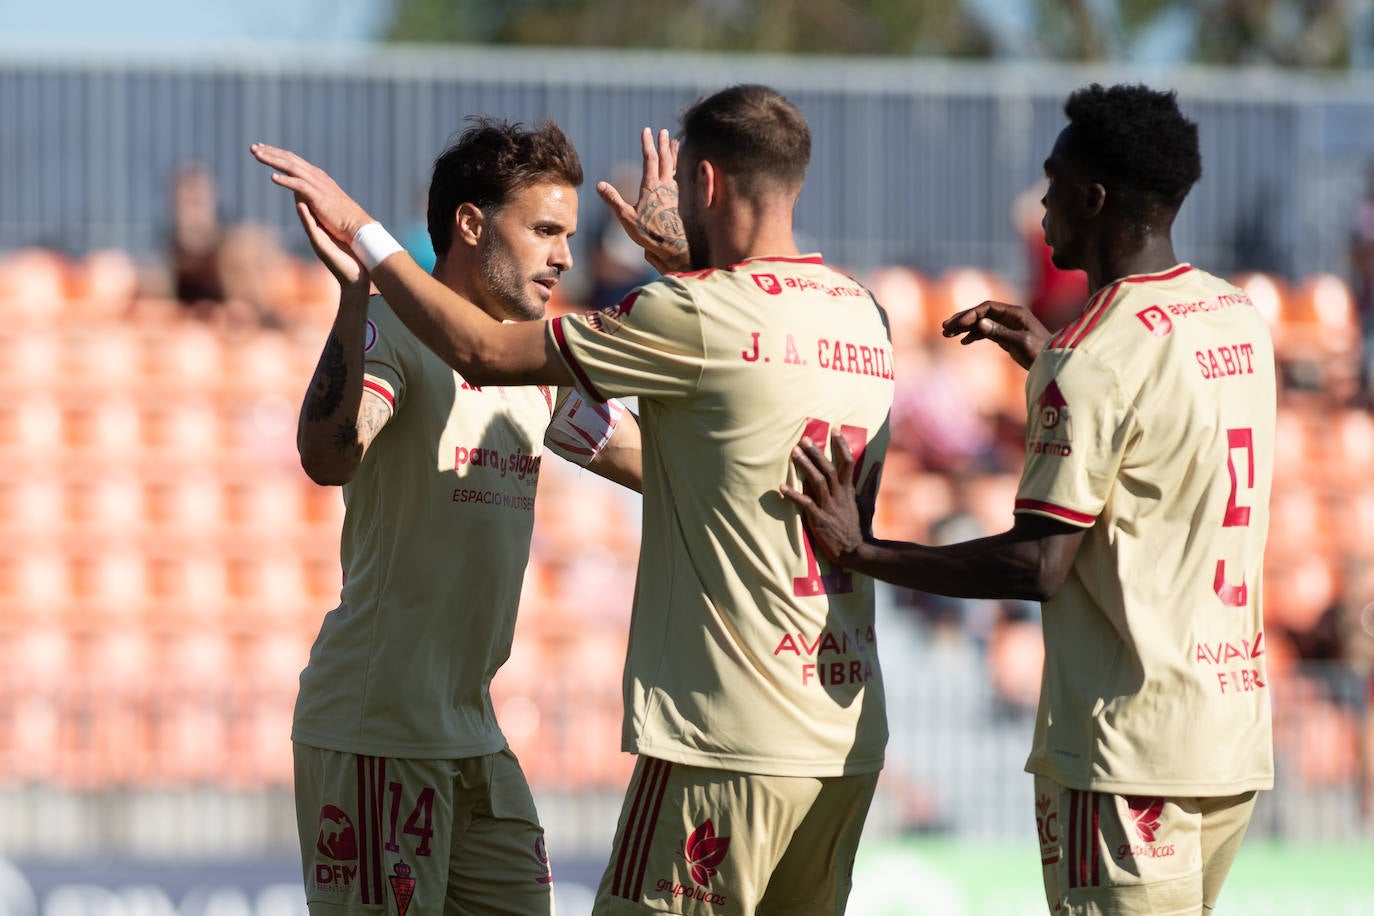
596;127;691;274
941;300;1052;370
294;194;367;290
780;431;864;566
250;143;373;249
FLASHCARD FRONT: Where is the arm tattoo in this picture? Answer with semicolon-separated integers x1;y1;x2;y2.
356;394;392;450
638;184;690;267
329;395;389;460
304;332;348;422
332;418;363;460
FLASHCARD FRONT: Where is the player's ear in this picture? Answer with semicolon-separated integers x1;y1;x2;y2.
1083;182;1107;220
455;202;485;248
698;159;719;209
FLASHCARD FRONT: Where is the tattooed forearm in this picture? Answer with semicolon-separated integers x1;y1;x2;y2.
638;184;690;268
332;418;363;459
356;396;390;449
327;393;390;461
304;332;348;422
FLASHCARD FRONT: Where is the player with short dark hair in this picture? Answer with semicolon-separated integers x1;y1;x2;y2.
255;82;894;915
288;118;641;916
784;82;1275;915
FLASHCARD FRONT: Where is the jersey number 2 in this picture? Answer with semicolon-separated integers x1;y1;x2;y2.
1214;427;1253;608
793;418;868;597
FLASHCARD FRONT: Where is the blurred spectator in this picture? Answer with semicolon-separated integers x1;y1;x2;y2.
169;163;224;306
1350;161;1374;403
586;162;658;310
1231;180;1285;275
167;162;287;329
1013;179;1088;333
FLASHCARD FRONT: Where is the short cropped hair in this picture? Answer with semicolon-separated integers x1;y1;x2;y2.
427;118;583;257
679;84;811;198
1061;83;1201;212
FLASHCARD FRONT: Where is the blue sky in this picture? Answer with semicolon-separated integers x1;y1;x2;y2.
0;0;387;46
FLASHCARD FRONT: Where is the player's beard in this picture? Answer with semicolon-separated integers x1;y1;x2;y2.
684;212;711;271
479;231;546;322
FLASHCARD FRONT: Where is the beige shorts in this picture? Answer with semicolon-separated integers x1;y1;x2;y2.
294;743;554;916
1034;775;1257;915
593;756;879;916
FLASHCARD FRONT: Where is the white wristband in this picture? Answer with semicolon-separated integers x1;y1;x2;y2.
351;222;405;271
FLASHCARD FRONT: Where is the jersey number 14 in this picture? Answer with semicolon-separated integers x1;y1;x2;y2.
793;418;870;597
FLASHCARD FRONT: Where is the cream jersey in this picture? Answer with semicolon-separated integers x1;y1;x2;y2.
548;255;894;777
1015;264;1275;795
294;296;623;759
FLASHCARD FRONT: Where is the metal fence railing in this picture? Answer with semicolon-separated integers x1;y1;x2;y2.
2;47;1374;283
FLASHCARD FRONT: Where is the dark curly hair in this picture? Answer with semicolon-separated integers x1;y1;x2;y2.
1061;83;1201;213
427;118;583;258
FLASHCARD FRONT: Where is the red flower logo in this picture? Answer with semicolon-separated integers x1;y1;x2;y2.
682;819;731;887
1126;796;1165;843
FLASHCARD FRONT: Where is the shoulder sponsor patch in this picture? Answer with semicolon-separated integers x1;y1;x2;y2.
1135;305;1173;336
1029;380;1073;456
752;273;782;295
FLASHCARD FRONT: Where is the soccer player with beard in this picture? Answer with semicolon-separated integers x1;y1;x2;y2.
288;119;641;916
256;84;894;915
784;84;1276;915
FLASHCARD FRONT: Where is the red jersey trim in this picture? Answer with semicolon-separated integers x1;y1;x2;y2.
729;254;825;268
550;316;610;404
1061;283;1125;350
1014;498;1096;526
666;254;825;280
361;379;395;410
1049;264;1195;351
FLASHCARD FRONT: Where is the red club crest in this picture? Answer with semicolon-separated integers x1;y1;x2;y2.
682;819;731;887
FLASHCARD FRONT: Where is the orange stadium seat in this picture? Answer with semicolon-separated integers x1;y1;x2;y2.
62;394;143;459
0;552;72;624
872;466;954;544
144;323;227;395
0;248;69;326
143;470;227;538
225;332;306;400
1265;553;1339;636
64;470;146;541
1271;407;1320;484
1;693;64;784
228;697;294;788
65;250;139;322
151;695;232;786
2;394;63;456
863;266;935;350
66;548;149;623
140;397;223;461
0;473;64;541
1266;485;1334;562
933;268;1017;329
0;328;60;391
1230;272;1286;334
1336;488;1374;560
61;326;142;391
224;474;306;537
